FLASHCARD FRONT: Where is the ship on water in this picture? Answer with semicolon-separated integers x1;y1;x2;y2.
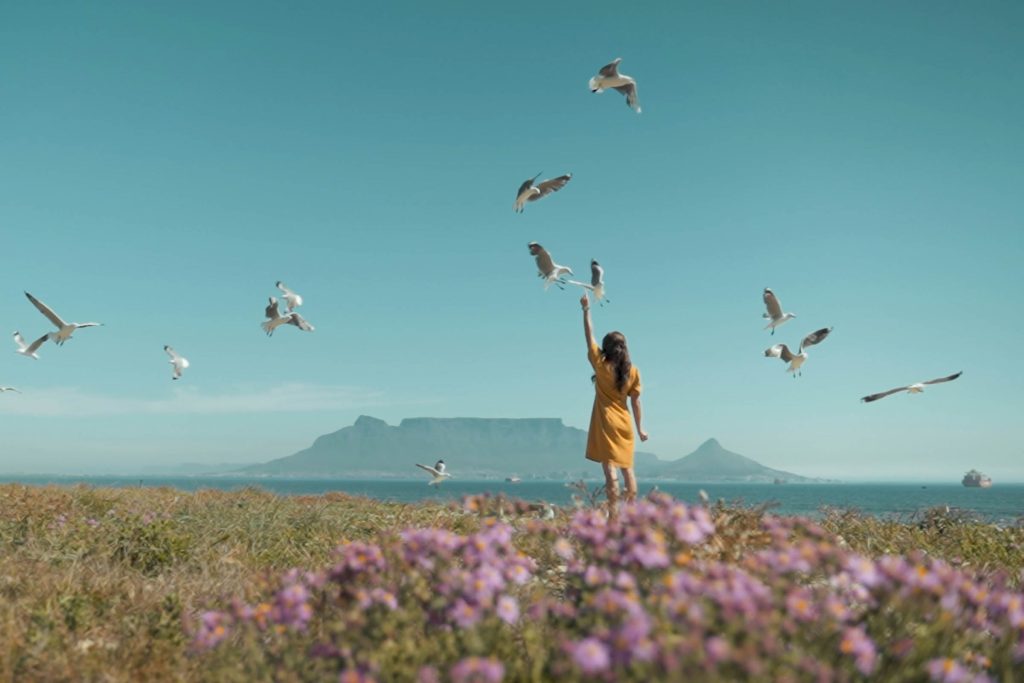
962;469;992;488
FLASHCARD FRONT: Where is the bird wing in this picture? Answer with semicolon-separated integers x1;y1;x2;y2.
164;345;180;361
26;333;49;354
25;292;67;328
565;279;594;291
532;246;556;276
516;176;537;199
288;313;315;332
265;297;281;320
800;327;833;351
860;387;910;403
765;344;796;362
923;371;963;386
598;58;621;77
763;289;783;320
531;174;572;200
276;281;294;297
612;82;639;111
13;332;27;351
416;463;440;477
591;262;604;288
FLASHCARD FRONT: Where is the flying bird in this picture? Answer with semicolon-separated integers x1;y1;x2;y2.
416;459;452;486
13;331;48;360
588;57;641;113
0;386;21;394
24;292;102;346
764;327;833;377
528;242;573;290
762;288;796;335
261;297;315;336
568;259;609;305
164;345;189;380
514;173;572;213
860;371;963;403
275;281;303;312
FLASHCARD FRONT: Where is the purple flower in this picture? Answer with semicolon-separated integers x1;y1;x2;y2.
704;636;730;666
194;610;230;650
416;666;440;683
554;537;574;560
569;637;611;675
926;658;974;683
839;626;878;676
496;595;519;625
450;656;505;683
450;598;482;629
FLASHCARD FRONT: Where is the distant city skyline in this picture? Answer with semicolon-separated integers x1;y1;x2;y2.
1;2;1022;483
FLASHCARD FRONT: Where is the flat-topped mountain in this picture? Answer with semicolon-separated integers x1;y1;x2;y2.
242;415;662;479
242;416;817;482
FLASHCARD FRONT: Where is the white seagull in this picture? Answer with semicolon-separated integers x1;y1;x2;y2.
24;292;102;346
764;327;833;377
568;259;609;305
514;173;572;213
261;297;315;336
588;57;641;113
762;288;796;335
13;331;49;360
0;386;21;394
276;281;303;312
164;345;190;380
416;459;452;486
861;371;963;403
528;242;573;290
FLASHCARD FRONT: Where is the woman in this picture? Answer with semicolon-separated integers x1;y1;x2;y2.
581;293;648;518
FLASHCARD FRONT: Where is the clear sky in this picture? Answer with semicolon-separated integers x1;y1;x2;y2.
1;1;1022;481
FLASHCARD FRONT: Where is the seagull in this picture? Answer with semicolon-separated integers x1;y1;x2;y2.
13;331;49;359
588;57;641;113
860;371;963;403
762;288;796;335
514;173;572;213
528;242;573;290
24;292;102;346
164;345;189;380
764;327;833;377
261;297;315;336
416;459;451;486
0;386;21;394
275;281;303;312
568;259;609;305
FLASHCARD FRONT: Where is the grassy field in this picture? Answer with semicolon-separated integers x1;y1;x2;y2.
0;483;1021;682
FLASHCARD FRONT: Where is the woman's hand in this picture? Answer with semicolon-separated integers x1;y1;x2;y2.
580;293;590;311
638;430;649;442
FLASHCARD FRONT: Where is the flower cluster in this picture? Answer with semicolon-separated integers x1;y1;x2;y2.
193;493;1024;682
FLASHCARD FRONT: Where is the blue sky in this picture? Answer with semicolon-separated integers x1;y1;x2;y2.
1;1;1021;481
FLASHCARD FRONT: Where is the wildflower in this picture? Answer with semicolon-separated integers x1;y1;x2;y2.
416;666;440;683
194;610;230;650
553;537;574;561
450;598;482;629
839;626;878;676
450;656;505;683
704;636;730;666
338;670;376;683
496;595;520;625
785;587;817;623
926;658;973;683
569;637;611;675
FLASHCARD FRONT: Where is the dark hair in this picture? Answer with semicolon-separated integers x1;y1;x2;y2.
601;331;632;391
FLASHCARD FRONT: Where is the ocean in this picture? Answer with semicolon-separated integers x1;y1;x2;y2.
2;476;1022;524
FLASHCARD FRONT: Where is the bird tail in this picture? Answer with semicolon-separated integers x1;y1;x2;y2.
260;321;274;336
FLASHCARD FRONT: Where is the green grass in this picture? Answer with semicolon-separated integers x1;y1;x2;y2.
0;484;1020;681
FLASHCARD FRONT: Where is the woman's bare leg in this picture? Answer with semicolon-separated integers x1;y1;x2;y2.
602;462;620;519
622;467;638;504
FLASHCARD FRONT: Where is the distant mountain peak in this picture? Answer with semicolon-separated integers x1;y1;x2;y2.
698;438;722;450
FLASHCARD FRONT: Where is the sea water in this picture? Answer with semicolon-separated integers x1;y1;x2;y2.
3;476;1022;524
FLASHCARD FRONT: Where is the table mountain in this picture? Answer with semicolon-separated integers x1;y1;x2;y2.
242;415;663;478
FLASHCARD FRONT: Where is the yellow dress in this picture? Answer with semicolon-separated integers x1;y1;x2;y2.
586;343;642;468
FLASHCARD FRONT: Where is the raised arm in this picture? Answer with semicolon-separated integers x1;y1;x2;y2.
581;293;596;350
629;392;649;442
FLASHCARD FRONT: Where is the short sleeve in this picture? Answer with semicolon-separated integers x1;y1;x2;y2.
629;368;642;396
588;343;601;368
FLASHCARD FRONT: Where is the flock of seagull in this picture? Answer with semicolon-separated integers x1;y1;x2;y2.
6;279;315;387
3;56;964;484
759;286;962;401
